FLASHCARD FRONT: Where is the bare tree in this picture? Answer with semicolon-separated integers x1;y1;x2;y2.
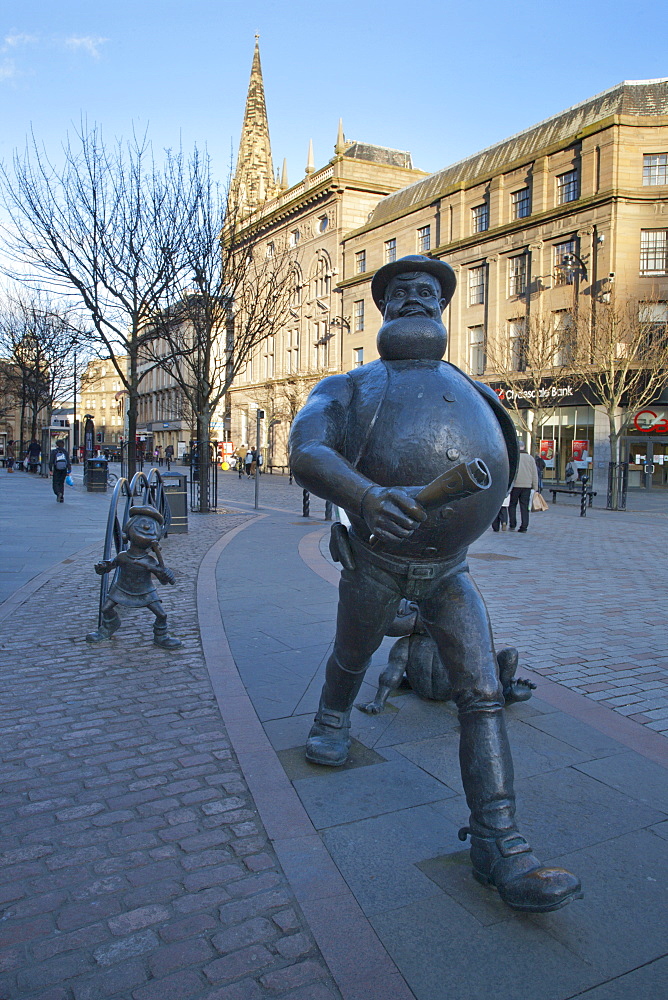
145;153;297;510
484;311;582;451
571;298;668;507
0;125;192;476
0;290;82;456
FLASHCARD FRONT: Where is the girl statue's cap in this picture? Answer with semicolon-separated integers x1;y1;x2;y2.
128;505;164;525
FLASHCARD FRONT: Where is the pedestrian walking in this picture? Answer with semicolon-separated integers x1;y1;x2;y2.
534;452;546;492
27;439;41;473
244;448;253;477
49;438;71;502
508;443;538;533
565;459;577;490
165;444;173;469
492;492;510;532
6;439;15;472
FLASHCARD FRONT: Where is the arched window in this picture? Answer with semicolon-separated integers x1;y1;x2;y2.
290;266;303;308
312;253;331;300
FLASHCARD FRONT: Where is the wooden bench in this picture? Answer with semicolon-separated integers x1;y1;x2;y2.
549;486;596;508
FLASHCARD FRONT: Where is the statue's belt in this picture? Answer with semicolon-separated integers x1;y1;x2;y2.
348;532;467;580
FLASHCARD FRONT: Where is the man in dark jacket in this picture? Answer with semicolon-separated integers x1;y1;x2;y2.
289;255;581;914
49;439;71;502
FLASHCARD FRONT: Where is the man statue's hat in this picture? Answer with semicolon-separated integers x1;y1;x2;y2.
127;505;164;526
371;254;457;311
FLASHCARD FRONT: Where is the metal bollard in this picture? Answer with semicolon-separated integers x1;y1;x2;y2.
580;477;588;517
325;500;333;521
302;489;310;518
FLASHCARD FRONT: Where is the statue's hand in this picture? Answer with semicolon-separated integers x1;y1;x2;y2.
361;487;427;542
94;561;110;575
157;568;175;585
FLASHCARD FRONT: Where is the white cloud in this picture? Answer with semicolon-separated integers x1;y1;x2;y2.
3;33;39;49
65;36;108;59
0;59;17;81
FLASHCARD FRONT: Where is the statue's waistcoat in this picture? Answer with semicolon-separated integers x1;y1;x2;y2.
343;359;516;558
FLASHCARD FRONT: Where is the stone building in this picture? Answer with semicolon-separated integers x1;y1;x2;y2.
228;62;668;489
226;40;425;467
339;79;668;488
80;356;127;451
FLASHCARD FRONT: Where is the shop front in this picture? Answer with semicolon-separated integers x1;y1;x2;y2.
623;407;668;488
490;379;596;485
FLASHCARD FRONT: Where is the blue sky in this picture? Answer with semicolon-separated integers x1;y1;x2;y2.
1;0;667;184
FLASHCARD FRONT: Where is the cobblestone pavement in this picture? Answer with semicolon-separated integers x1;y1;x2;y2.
0;493;343;1000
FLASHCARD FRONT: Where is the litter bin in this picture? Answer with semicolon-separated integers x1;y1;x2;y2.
162;473;188;533
86;457;108;493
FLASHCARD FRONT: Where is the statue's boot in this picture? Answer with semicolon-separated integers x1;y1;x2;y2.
305;700;352;766
86;610;121;643
153;621;183;650
457;710;582;912
306;654;365;766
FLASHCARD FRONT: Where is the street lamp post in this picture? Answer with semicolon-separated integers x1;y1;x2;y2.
254;409;264;510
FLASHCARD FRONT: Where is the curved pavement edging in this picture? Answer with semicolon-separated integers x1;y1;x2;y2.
197;514;416;1000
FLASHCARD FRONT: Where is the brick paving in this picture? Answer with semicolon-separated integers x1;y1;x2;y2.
0;499;342;1000
466;501;668;735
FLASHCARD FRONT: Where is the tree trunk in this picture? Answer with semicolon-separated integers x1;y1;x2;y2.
197;412;211;514
127;353;139;479
608;413;621;510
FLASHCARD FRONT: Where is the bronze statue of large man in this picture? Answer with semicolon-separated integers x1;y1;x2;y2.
289;255;581;913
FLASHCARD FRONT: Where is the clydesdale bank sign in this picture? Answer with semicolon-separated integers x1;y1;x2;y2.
491;380;578;406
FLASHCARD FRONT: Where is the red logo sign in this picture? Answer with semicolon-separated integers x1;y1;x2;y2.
634;410;668;433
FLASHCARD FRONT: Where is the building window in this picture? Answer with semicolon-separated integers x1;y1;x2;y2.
417;225;431;253
263;337;275;379
508;319;526;371
353;347;364;368
511;188;531;220
318;215;329;232
553;311;574;366
468;265;485;306
471;203;489;234
354;300;364;333
553;239;578;284
639;302;668;354
468;326;485;376
312;323;329;369
266;242;274;258
385;238;397;264
557;170;579;204
640;230;668;275
286;330;300;373
643;154;668;186
290;229;300;247
355;250;366;274
314;256;331;298
508;254;527;296
290;271;302;307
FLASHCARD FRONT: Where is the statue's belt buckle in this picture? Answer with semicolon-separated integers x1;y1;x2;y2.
407;564;436;580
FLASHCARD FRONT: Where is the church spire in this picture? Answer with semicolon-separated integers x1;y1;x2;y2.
232;38;277;215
